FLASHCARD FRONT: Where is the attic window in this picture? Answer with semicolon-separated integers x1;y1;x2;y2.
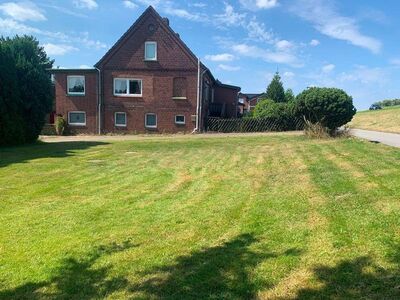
145;41;157;61
148;24;155;32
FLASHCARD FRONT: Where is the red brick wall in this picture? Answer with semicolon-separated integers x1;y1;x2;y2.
102;14;197;71
102;70;198;133
214;86;239;118
54;72;98;134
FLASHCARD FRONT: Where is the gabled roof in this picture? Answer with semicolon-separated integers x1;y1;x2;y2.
95;6;198;68
242;93;264;100
215;80;241;91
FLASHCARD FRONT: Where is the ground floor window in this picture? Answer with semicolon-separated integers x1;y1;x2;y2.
145;113;157;128
175;115;185;125
115;112;127;127
68;111;86;126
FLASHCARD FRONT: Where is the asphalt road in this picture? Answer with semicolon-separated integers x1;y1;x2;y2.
350;129;400;148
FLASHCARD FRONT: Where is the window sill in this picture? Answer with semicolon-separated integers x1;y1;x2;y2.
115;125;127;128
145;126;157;130
67;94;85;97
68;124;87;127
144;59;157;62
172;97;187;100
175;123;186;126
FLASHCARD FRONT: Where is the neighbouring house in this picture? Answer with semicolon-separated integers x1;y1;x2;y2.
247;93;264;111
238;93;264;114
50;6;240;134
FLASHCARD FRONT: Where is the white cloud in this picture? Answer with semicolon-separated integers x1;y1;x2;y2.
0;17;107;50
218;64;241;71
232;43;301;66
79;64;93;69
205;53;235;62
43;43;78;56
239;0;279;10
292;0;381;54
389;59;400;67
214;3;246;27
338;66;386;85
322;64;335;73
123;0;137;9
275;40;294;51
283;71;295;78
192;3;206;8
310;39;320;46
246;18;275;43
0;1;46;22
73;0;98;10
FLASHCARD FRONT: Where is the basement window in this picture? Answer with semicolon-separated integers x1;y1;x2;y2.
175;115;185;125
114;78;142;97
67;75;85;95
115;112;127;127
145;113;157;128
145;41;157;61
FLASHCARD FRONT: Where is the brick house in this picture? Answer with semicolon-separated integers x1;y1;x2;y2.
50;6;240;134
238;93;264;115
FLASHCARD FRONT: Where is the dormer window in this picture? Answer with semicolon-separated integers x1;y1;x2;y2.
145;41;157;61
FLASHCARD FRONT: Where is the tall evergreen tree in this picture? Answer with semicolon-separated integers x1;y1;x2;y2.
266;72;285;103
0;35;54;145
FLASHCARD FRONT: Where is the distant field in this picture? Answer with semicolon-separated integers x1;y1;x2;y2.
1;135;400;299
350;106;400;133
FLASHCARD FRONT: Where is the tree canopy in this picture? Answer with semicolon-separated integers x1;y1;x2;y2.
0;35;54;145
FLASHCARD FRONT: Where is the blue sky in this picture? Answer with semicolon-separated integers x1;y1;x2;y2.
1;0;400;110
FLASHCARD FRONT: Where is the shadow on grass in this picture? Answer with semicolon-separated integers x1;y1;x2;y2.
0;141;108;168
296;247;400;299
0;240;137;299
130;233;298;299
0;234;303;299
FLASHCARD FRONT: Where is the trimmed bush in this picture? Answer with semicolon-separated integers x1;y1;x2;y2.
252;99;300;131
295;87;356;132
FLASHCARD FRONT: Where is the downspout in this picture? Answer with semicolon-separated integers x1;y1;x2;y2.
194;58;201;132
95;67;102;135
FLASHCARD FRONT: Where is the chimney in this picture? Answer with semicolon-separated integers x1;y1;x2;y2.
162;17;169;26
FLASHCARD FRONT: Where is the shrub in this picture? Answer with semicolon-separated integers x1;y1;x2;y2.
295;87;356;132
54;115;66;136
253;99;300;131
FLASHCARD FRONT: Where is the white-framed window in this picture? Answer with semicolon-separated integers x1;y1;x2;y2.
175;115;185;125
114;78;142;97
68;111;86;126
145;113;157;128
115;112;127;127
145;41;157;61
67;75;85;95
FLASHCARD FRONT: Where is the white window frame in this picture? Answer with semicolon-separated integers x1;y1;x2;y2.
175;115;185;125
144;41;157;61
113;78;143;97
68;111;86;126
67;75;85;96
114;112;127;127
145;113;157;128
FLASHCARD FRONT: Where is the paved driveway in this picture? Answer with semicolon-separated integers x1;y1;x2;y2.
350;129;400;148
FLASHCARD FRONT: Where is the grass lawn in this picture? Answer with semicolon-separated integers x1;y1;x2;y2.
1;134;400;299
350;105;400;133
